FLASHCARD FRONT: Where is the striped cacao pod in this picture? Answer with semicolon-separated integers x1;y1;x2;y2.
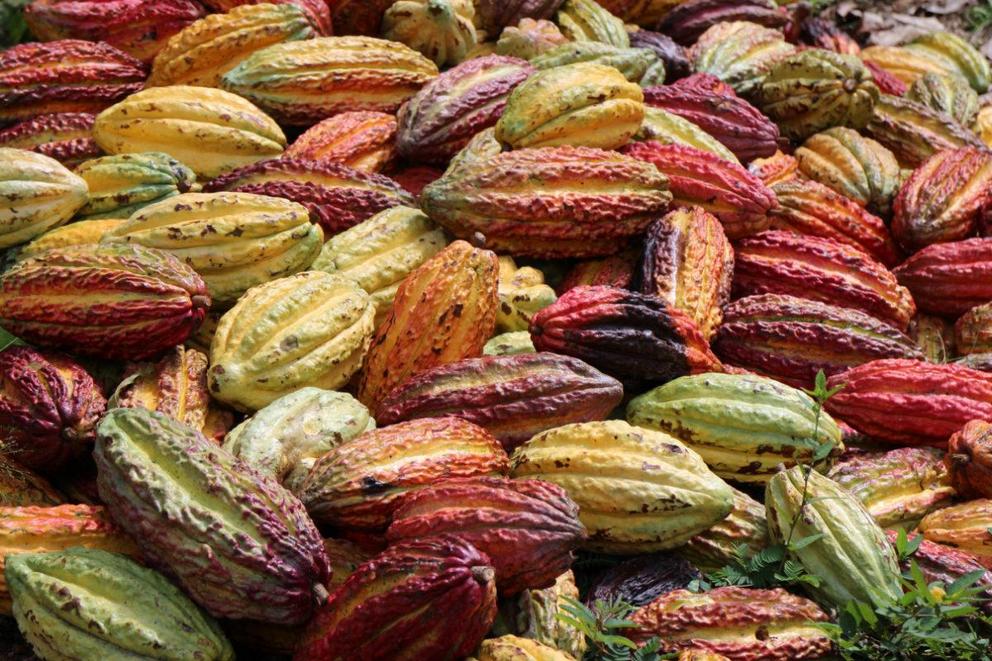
285;111;397;172
75;151;196;220
894;238;992;316
656;0;786;45
200;0;331;35
688;21;795;97
862;45;951;88
866;94;983;168
635;107;740;163
907;31;990;93
0;148;87;248
0;113;102;168
919;499;992;568
555;0;629;47
907;72;980;125
381;0;478;68
747;150;799;186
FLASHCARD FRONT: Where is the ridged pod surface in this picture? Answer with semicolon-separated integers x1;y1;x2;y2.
386;476;585;595
642;84;780;162
892;147;992;253
495;570;586;657
714;294;922;388
794;127;901;216
396;55;533;165
635;107;739;163
747;150;799;186
357;240;498;409
75;151;196;220
622;141;774;239
374;352;623;450
583;553;699;608
865;94;983;168
0;148;88;248
422;146;671;258
688;21;795;97
827;447;955;528
0;113;102;168
628;28;691;82
681;488;768;571
95;407;330;624
93;86;287;179
0;505;140;614
753;49;880;141
0;244;210;360
770;178;900;267
203;158;414;237
556;0;629;47
223;387;375;492
20;219;123;258
298;417;508;530
861;45;949;87
510;420;734;553
496;62;644;150
381;0;478;68
7;548;234;660
496;257;557;333
220;36;439;125
286;111;396;172
208;272;375;411
639;208;733;340
110;345;232;443
826;359;992;446
947;420;992;498
907;72;980;125
0;40;145;124
476;636;573;661
495;18;569;61
627;372;843;483
530;285;721;384
894;238;992;316
147;3;317;88
907;31;991;93
919;499;992;568
24;0;204;63
102;191;322;305
295;536;497;661
558;250;637;294
0;458;63;507
766;466;903;607
886;530;992;613
910;313;956;363
201;0;331;33
733;231;915;331
630;587;831;660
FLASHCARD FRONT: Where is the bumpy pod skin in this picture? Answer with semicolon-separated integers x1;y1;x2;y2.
799;16;861;55
688;21;795;97
202;0;331;33
381;0;478;68
496;257;557;333
622;142;774;239
0;40;146;125
94;407;330;625
148;3;316;88
0;148;88;248
860;45;948;87
396;55;533;165
584;553;700;608
0;458;64;507
0;243;210;360
766;466;903;607
374;352;623;451
827;447;955;528
484;332;536;356
495;19;569;61
422;146;671;258
391;165;444;197
223;387;375;492
682;488;768;572
356;240;498;409
310;206;447;326
220;36;438;126
639;208;733;340
907;73;980;126
826;358;992;446
754;49;880;141
747;150;799;186
75;151;196;220
476;0;564;33
0;113;102;168
110;345;232;443
93;85;286;180
628;29;691;82
907;31;991;93
886;530;992;613
635;107;739;164
733;231;915;331
977;101;992;149
630;587;831;660
642;84;780;162
892;147;992;253
627;372;843;484
556;0;629;47
657;0;786;45
865;94;984;168
477;636;573;661
510;420;734;554
296;536;497;661
203;158;414;238
713;293;923;388
529;42;666;87
530;285;721;384
794;127;901;216
919;499;992;568
24;0;203;64
20;219;124;259
208;272;375;412
0;505;140;614
910;313;956;363
770;178;901;267
558;250;637;294
325;0;393;35
7;548;234;661
496;62;644;151
862;60;908;96
894;238;992;316
102;191;322;305
298;417;509;531
946;420;992;499
386;476;585;595
495;570;586;658
286;111;397;172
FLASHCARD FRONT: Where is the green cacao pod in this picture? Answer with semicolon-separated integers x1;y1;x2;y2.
906;31;991;93
7;548;234;661
492;571;586;659
688;21;795;97
906;73;980;126
765;466;903;608
74;152;197;220
865;94;983;168
0;148;87;249
627;372;843;483
555;0;629;47
530;42;666;86
484;331;536;356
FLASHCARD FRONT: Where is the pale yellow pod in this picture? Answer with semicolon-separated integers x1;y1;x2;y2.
19;218;124;258
496;256;556;333
0;148;88;248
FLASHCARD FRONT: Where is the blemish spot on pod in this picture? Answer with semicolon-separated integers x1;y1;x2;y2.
0;148;87;249
6;548;235;660
75;151;198;221
208;271;375;412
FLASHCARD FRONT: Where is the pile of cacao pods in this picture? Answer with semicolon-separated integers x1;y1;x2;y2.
0;0;991;658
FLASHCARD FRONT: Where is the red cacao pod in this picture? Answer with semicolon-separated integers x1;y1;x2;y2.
946;419;992;498
893;237;992;316
0;113;101;167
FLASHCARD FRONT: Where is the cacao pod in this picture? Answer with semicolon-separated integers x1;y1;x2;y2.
910;313;956;363
475;0;565;34
558;250;637;294
907;31;991;93
946;419;992;499
919;499;992;568
496;257;557;333
657;0;786;45
864;59;909;95
893;237;992;316
493;570;586;658
629;28;691;81
862;45;949;87
475;636;572;661
681;487;768;571
635;106;739;163
907;72;980;126
484;332;536;356
529;42;666;87
0;112;102;168
495;19;569;60
747;150;799;186
285;111;397;172
865;94;983;168
584;553;700;607
556;0;629;47
688;21;795;97
200;0;331;34
381;0;478;68
0;148;88;248
75;151;197;220
886;529;992;613
20;219;123;259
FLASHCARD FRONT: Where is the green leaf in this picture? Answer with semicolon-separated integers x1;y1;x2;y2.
0;327;25;352
788;533;825;551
